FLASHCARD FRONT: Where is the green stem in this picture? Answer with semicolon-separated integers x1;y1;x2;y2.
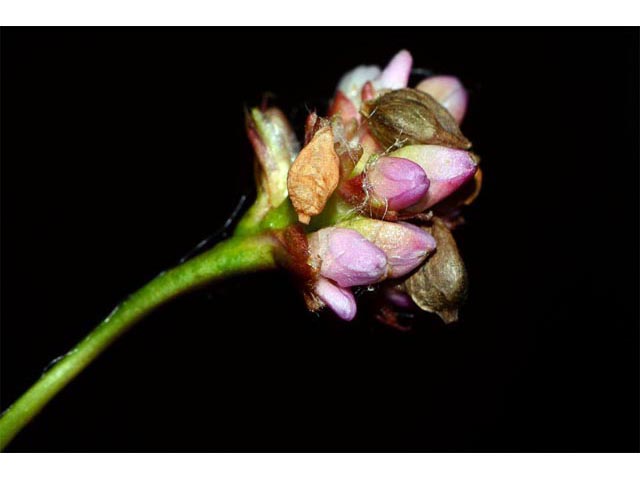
234;191;271;236
0;233;279;450
234;197;298;237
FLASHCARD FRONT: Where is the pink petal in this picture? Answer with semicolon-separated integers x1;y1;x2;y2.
308;227;388;287
384;287;415;309
315;278;357;321
387;223;437;277
347;219;436;278
376;49;413;90
391;145;478;211
328;90;359;124
416;76;468;124
366;156;430;210
337;64;381;108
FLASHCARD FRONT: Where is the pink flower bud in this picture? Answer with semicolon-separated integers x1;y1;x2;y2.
345;219;436;278
361;81;376;103
383;286;415;309
308;227;388;287
328;90;358;124
391;145;478;211
366;156;430;210
416;76;468;124
375;49;413;90
337;64;381;109
314;277;357;321
385;222;436;277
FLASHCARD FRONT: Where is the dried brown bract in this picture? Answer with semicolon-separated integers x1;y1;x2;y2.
404;218;468;323
274;225;321;311
361;88;471;150
287;126;341;224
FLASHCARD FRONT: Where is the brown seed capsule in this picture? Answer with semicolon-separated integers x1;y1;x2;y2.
404;218;468;323
361;88;471;151
287;125;340;224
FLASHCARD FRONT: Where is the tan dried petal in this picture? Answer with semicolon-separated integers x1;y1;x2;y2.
361;88;471;151
287;126;340;224
404;218;468;323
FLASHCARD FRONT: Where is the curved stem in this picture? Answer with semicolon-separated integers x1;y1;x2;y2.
0;233;278;450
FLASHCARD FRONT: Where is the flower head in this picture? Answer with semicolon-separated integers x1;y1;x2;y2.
247;50;481;327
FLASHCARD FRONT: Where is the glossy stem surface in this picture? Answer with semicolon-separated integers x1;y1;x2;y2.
0;233;278;450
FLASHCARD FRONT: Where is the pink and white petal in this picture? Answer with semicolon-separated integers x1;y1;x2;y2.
391;145;478;211
375;50;413;90
416;76;468;124
337;65;381;109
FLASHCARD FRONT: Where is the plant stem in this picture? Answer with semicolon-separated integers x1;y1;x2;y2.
0;233;279;450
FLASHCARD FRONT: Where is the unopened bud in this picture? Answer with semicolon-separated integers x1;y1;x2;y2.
328;90;358;124
344;219;436;278
375;49;413;90
383;286;415;309
416;76;468;124
337;64;381;110
308;227;388;287
314;277;357;321
366;156;430;210
391;145;478;211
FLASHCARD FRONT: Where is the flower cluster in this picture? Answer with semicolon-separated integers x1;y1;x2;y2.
243;50;482;327
0;50;486;450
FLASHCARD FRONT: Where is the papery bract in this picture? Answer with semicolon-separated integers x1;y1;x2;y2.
404;218;468;323
246;107;299;209
288;126;340;224
361;88;471;151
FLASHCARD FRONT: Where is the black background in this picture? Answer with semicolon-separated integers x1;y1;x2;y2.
1;28;638;452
